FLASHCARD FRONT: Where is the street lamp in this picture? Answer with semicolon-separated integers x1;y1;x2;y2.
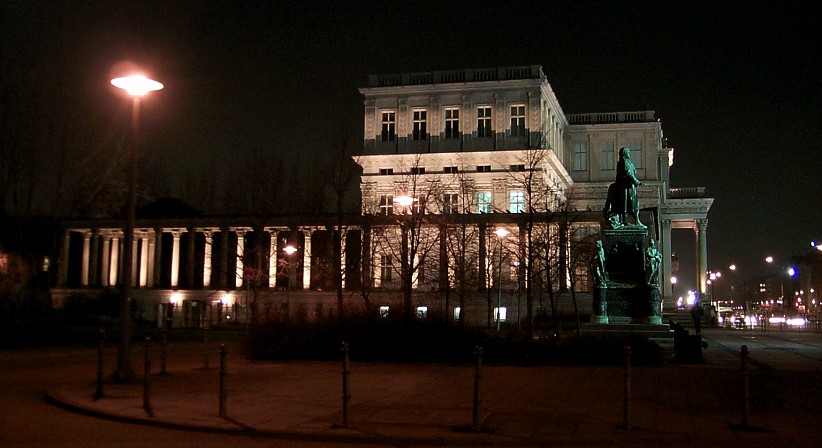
283;245;297;312
110;74;163;382
494;228;509;331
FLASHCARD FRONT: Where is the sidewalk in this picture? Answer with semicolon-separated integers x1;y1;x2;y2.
46;329;822;447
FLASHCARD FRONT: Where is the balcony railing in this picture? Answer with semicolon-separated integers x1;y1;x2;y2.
568;111;656;124
668;187;708;198
367;65;545;87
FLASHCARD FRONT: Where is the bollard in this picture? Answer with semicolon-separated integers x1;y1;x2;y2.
740;345;749;427
341;342;351;427
160;326;168;375
143;337;154;417
622;345;632;429
94;329;105;400
472;346;483;431
219;344;227;418
202;327;210;370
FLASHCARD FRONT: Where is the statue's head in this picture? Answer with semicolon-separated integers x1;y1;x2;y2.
619;147;631;158
649;239;656;248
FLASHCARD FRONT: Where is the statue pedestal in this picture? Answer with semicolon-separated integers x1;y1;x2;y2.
592;227;663;326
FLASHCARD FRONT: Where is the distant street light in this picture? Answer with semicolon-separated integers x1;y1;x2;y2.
494;228;509;331
110;74;163;382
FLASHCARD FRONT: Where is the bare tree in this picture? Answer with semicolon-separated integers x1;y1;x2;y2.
371;155;440;318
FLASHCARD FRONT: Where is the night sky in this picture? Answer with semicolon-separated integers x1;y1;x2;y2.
2;1;820;293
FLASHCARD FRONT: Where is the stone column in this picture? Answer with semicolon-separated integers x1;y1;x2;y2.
203;230;213;288
101;235;111;287
81;231;91;286
146;231;156;288
302;229;312;290
139;235;149;287
340;228;347;290
268;230;278;288
109;235;119;287
660;219;673;306
170;231;183;288
697;219;708;298
235;229;246;289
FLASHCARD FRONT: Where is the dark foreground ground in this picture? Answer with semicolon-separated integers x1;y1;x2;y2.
27;327;822;447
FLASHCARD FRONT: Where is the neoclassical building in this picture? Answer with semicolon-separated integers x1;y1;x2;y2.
54;65;712;327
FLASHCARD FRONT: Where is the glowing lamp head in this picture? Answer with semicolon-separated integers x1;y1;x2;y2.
787;267;796;277
283;245;297;255
494;228;510;238
111;75;164;96
394;195;414;207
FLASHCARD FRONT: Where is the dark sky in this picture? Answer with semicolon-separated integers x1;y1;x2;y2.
2;1;820;292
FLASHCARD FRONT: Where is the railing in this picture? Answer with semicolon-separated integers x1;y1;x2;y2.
568;111;656;124
367;65;544;87
668;187;708;198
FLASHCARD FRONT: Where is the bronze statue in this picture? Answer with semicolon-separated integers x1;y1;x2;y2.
604;147;645;228
644;239;662;285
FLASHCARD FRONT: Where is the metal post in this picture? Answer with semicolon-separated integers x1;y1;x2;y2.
740;345;749;427
202;327;209;370
622;345;632;429
143;337;154;417
219;344;227;418
341;342;351;427
160;327;168;375
472;346;483;431
94;329;105;400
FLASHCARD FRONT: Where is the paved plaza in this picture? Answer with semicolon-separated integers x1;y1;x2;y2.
46;327;822;447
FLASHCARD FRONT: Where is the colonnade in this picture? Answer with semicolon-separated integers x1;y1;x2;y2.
57;226;320;291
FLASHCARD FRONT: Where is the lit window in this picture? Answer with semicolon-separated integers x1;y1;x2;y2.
379;306;389;318
509;191;525;213
477;106;493;138
494;307;507;322
454;307;461;320
379;194;394;215
381;111;396;142
444;108;460;139
601;141;615;170
476;191;492;213
412;110;427;140
416;306;428;319
510;105;526;137
572;142;588;171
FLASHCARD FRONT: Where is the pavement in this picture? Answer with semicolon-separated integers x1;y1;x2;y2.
45;327;822;447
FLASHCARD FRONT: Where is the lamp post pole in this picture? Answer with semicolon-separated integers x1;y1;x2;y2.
494;228;509;331
110;75;163;382
284;245;297;314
